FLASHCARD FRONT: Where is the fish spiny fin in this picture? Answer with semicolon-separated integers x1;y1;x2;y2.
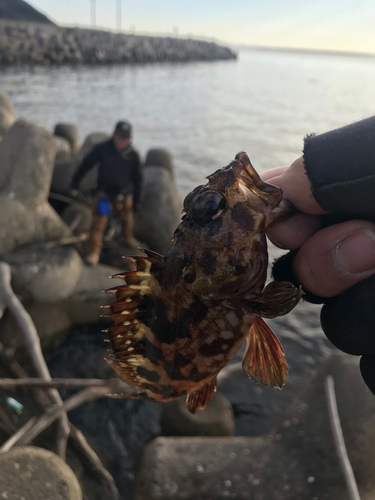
103;252;162;387
186;378;217;414
242;316;288;389
106;358;144;389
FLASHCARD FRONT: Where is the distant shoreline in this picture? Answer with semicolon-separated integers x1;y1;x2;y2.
0;19;237;66
236;43;375;60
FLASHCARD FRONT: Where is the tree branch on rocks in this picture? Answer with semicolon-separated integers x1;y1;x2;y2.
0;378;140;391
0;262;70;459
46;232;89;248
0;362;244;392
0;404;17;435
0;342;122;500
0;386;133;451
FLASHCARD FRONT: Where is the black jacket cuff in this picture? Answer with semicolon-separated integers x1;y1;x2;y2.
303;116;375;222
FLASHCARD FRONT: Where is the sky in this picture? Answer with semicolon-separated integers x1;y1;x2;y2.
29;0;375;54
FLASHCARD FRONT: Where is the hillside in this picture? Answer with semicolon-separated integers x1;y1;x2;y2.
0;0;52;24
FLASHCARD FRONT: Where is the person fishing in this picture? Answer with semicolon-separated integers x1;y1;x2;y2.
70;121;143;266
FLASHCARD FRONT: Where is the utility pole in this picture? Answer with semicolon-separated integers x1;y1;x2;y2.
91;0;96;28
116;0;122;32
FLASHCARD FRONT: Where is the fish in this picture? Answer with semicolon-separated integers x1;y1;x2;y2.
103;152;302;413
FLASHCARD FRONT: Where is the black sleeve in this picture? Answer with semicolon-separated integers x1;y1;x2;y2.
303;115;375;222
71;145;102;189
132;151;144;208
272;116;375;395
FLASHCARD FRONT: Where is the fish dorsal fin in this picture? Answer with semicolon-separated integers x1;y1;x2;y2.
242;316;288;389
103;252;162;389
186;378;217;414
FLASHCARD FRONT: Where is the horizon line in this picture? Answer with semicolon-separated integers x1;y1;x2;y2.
237;44;375;59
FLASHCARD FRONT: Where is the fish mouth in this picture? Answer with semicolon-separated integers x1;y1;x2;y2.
234;151;283;210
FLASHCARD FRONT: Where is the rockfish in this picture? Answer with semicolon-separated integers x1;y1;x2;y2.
103;152;302;413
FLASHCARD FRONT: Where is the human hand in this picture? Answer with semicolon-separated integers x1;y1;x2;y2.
262;157;375;394
263;157;375;298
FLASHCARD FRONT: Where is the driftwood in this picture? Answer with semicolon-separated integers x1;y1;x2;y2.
69;425;120;500
0;362;244;391
325;376;361;500
0;387;123;450
0;404;17;434
0;378;124;390
0;263;121;500
0;343;120;500
0;262;70;459
46;232;89;248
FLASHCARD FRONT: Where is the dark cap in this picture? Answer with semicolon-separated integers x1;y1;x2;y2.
114;121;132;138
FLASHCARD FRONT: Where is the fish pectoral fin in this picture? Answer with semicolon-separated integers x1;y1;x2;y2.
186;378;217;414
242;316;288;389
244;281;303;319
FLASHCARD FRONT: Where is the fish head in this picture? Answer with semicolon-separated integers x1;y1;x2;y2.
171;151;285;299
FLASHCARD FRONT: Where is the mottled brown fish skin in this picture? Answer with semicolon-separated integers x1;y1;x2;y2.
104;152;302;410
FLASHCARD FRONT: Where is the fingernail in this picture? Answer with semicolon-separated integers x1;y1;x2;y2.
335;229;375;274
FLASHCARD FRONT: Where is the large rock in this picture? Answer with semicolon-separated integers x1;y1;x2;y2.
134;354;375;499
54;123;80;157
0;119;70;255
61;203;93;234
0;446;82;500
2;243;123;302
75;132;109;196
160;392;235;437
0;92;15;135
0;92;14;114
0;246;124;350
3;244;83;302
53;135;72;162
50;160;77;194
134;149;183;253
51;132;108;197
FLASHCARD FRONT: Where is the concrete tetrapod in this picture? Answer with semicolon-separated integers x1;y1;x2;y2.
0;446;82;500
133;354;375;500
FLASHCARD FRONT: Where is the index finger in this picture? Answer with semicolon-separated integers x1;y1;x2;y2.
261;166;289;182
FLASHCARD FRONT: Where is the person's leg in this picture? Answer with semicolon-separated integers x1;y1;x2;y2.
113;194;140;247
87;193;108;265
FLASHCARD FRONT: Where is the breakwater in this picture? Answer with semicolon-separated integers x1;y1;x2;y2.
0;20;236;65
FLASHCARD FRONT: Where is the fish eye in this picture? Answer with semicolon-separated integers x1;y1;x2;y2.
183;185;203;212
191;190;227;226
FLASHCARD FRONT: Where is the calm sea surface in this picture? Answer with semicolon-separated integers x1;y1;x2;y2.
2;48;375;196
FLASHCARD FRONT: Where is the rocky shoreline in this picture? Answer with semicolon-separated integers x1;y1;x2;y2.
0;19;237;65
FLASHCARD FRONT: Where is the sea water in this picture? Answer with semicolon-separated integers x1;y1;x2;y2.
1;47;375;196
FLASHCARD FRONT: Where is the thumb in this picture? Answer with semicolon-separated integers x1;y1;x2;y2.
293;220;375;297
